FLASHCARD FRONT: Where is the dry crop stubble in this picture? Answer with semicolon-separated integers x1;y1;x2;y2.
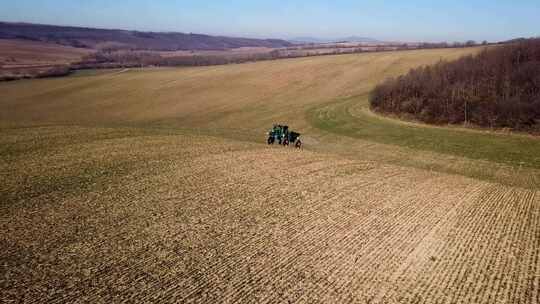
2;127;539;303
1;47;539;303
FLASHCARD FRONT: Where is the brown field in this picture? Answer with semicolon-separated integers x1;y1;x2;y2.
0;39;92;67
159;47;276;57
0;39;93;76
1;48;539;303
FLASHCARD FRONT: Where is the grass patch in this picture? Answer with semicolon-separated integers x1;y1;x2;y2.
308;95;540;170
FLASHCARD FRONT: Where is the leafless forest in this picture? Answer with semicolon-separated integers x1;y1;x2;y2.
370;39;540;132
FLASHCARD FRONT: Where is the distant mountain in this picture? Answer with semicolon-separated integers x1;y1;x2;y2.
290;36;381;44
0;22;292;51
500;37;528;44
290;37;333;44
338;36;381;43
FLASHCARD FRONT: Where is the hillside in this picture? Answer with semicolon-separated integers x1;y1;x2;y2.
0;39;93;80
0;22;292;50
291;36;381;44
2;48;539;303
2;47;538;186
370;39;540;132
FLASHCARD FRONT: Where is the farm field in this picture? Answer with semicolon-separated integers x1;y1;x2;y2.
1;48;540;303
0;39;93;79
0;39;92;67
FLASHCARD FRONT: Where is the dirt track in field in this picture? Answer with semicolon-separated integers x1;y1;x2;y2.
2;130;538;303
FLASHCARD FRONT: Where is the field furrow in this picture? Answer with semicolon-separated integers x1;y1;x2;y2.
2;45;539;303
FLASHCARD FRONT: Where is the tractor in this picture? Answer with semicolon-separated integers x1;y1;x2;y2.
267;125;302;148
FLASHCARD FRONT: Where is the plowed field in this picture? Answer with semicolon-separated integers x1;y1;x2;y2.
1;48;539;303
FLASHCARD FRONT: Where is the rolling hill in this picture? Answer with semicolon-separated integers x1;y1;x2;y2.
0;22;293;50
291;36;381;44
2;48;539;303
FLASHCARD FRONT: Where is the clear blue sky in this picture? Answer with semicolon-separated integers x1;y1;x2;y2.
1;0;539;42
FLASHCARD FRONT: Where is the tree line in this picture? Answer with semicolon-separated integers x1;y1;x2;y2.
76;39;486;70
370;39;540;132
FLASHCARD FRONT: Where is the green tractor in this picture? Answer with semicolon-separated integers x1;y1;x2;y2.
267;124;302;148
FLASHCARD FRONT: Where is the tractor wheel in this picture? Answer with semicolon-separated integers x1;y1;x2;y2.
295;140;302;149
